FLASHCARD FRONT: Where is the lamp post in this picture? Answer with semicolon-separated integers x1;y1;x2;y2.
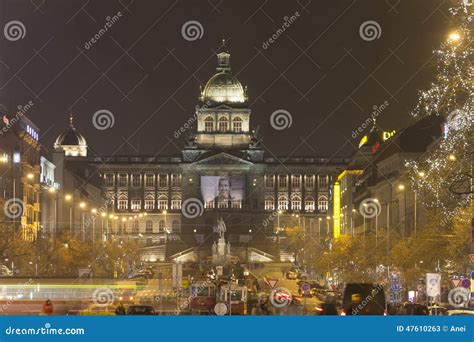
351;209;356;237
326;216;330;236
91;208;97;249
277;210;282;233
374;199;379;246
65;194;73;237
47;187;58;238
101;212;106;241
79;202;86;241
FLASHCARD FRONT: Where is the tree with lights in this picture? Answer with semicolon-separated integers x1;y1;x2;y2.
407;0;473;213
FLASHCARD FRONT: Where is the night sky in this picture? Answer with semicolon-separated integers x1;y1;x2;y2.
0;0;450;159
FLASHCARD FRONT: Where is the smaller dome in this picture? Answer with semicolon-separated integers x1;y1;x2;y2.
359;123;383;149
54;114;88;157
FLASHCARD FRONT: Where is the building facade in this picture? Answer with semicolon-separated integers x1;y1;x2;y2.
52;44;348;262
0;110;41;241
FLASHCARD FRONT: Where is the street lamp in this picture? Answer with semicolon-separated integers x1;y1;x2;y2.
448;31;461;43
79;202;86;241
65;194;73;236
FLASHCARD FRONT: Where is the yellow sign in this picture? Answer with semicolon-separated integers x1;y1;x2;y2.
333;181;341;239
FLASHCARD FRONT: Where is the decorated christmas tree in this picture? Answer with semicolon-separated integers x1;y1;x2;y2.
407;0;473;212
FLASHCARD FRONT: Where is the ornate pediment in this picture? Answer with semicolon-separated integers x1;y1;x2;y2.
193;152;254;166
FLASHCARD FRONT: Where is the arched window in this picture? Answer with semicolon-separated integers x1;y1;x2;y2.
171;220;180;233
291;194;302;211
232;117;243;132
117;194;128;210
145;220;153;233
278;195;288;211
159;220;166;232
157;195;168;210
264;196;274;211
204;116;214;132
171;195;181;210
144;194;155;210
305;196;315;212
318;195;328;212
218;116;229;132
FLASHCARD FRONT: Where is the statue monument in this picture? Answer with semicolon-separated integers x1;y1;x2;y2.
212;217;231;265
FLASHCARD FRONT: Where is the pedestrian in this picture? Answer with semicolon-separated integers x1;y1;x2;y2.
115;302;126;315
42;299;53;315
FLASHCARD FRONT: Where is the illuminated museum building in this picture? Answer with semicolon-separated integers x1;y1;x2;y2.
53;46;349;262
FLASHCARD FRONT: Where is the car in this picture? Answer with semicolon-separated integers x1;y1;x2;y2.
401;303;429;315
127;305;155;315
297;270;309;280
314;301;339;315
80;304;117;316
286;270;298;280
341;283;386;315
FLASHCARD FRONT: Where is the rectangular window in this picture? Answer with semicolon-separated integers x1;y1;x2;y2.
118;199;128;210
131;174;141;188
157;198;168;210
118;173;128;187
265;175;274;188
145;174;155;187
158;174;168;188
131;200;141;211
205;121;213;132
292;175;301;189
318;196;328;211
264;198;274;211
278;197;288;210
231;200;241;209
144;199;155;210
218;200;228;209
171;199;181;210
304;175;314;189
318;175;328;189
278;175;288;188
104;173;114;187
171;174;180;187
305;200;315;212
233;120;242;132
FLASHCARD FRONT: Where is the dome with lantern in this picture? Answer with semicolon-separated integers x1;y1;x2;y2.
54;114;88;157
200;41;247;104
